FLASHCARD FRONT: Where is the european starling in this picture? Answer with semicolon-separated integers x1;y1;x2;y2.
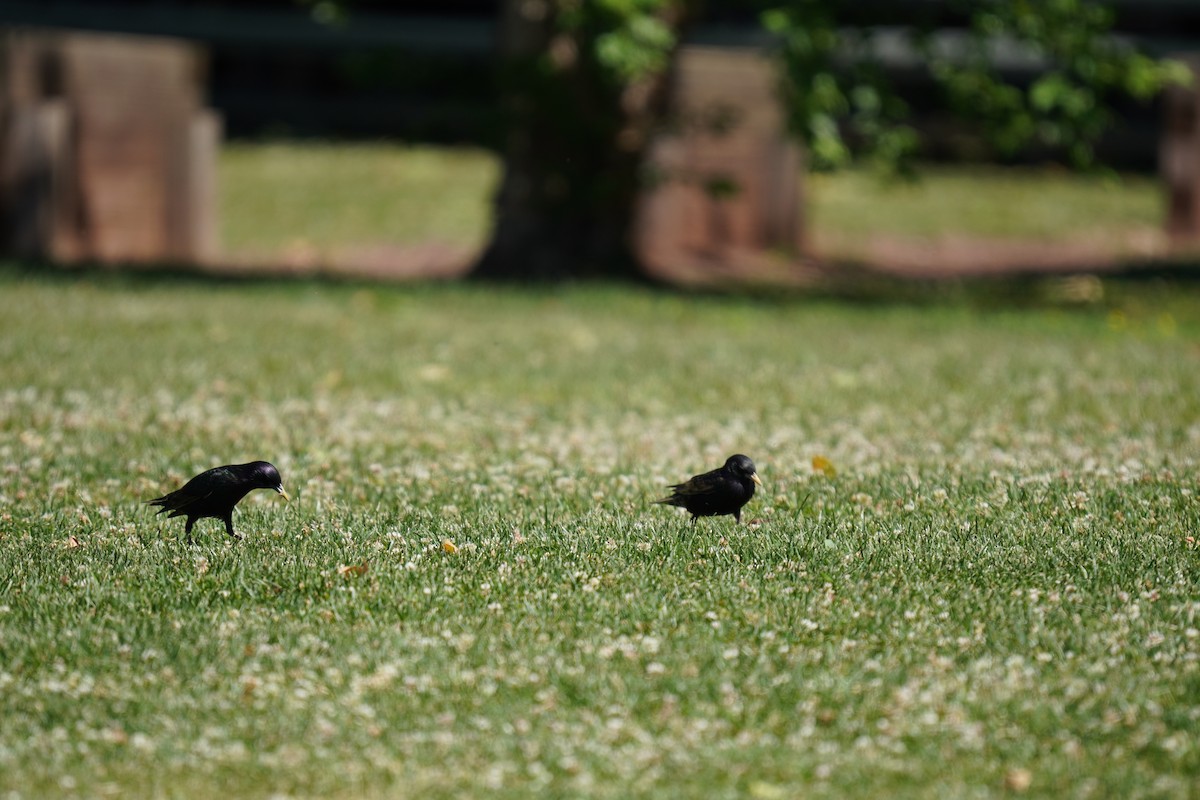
656;454;762;524
148;461;290;544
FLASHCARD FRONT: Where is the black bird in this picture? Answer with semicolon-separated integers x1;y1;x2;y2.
148;461;290;544
656;454;763;524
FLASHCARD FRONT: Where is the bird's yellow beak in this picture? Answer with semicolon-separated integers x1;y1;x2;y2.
751;472;763;487
277;486;291;502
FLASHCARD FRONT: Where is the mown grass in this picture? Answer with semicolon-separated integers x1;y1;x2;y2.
807;165;1163;242
1;267;1198;799
218;142;1162;257
219;142;500;255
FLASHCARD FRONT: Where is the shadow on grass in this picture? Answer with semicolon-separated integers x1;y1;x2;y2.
788;254;1200;312
4;253;1200;314
0;257;397;291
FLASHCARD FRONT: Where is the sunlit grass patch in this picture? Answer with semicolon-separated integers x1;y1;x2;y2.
0;269;1198;798
808;165;1162;242
218;142;1163;265
219;141;500;256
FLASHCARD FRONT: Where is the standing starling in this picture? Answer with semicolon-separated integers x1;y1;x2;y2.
148;461;290;544
656;454;763;524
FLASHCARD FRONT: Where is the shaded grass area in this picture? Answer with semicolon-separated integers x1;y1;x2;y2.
1;267;1198;798
218;142;1163;259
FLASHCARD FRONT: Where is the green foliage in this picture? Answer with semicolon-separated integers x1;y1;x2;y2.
593;4;679;81
297;0;347;27
764;3;917;171
1;269;1199;796
764;0;1189;170
551;0;686;84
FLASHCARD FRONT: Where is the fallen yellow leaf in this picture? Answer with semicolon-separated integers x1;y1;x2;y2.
811;454;837;477
749;781;787;800
66;535;83;549
442;539;458;554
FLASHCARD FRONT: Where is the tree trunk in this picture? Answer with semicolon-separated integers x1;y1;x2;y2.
473;0;683;281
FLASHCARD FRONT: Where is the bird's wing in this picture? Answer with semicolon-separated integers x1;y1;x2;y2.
666;469;725;498
148;487;213;512
148;467;234;510
192;466;240;488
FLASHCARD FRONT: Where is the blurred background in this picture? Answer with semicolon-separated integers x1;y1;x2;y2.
1;0;1198;286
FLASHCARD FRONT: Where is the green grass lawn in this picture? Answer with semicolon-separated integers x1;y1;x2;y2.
218;142;1163;258
219;142;500;256
1;268;1198;798
807;166;1163;242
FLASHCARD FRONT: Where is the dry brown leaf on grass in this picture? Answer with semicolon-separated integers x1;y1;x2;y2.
337;561;369;578
1004;768;1033;792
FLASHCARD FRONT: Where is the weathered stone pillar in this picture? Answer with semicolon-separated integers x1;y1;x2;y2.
0;29;220;265
1162;56;1200;246
636;45;806;279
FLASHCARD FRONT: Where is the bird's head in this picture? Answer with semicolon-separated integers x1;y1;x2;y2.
726;454;763;487
251;461;291;502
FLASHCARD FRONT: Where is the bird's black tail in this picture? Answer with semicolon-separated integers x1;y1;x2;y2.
146;494;174;514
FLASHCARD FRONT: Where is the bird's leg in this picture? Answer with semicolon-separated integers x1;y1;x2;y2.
223;515;242;541
734;509;742;524
185;517;195;546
